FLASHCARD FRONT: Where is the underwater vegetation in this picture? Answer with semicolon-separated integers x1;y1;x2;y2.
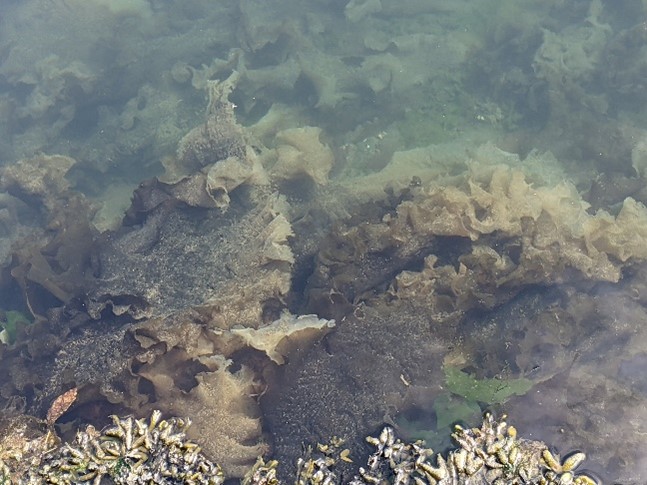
443;366;533;407
0;311;31;346
0;61;645;484
1;1;647;483
418;366;534;433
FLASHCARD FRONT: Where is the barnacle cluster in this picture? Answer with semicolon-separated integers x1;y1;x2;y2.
235;413;600;485
294;436;353;485
0;411;601;484
31;410;224;484
241;435;353;485
349;413;599;485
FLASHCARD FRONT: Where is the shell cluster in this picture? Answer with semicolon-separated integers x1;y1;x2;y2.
31;410;224;484
242;457;281;485
349;413;600;485
1;411;601;484
239;413;599;485
294;436;352;485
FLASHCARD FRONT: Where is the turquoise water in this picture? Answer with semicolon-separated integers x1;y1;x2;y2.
0;1;646;483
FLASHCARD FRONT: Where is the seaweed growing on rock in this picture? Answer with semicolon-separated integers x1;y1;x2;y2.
308;165;647;323
0;103;330;477
0;154;97;322
1;139;644;482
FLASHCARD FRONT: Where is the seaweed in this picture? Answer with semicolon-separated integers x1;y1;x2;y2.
443;365;533;405
0;310;31;345
432;392;482;430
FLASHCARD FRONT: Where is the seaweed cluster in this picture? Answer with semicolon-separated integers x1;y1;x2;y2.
1;2;647;483
0;77;640;484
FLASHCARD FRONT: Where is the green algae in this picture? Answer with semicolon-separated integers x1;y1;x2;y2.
0;310;31;345
432;392;482;430
443;365;534;405
397;366;534;445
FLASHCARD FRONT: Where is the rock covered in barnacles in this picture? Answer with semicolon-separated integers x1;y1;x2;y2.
1;410;600;484
242;457;281;485
32;410;224;484
0;414;54;483
91;191;294;326
349;413;599;485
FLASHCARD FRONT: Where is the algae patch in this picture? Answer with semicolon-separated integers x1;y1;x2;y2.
0;310;31;345
443;365;533;404
431;365;534;432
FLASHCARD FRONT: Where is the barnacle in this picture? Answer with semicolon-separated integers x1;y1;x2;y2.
539;449;599;485
243;457;280;485
3;410;601;484
542;449;587;473
346;413;600;485
29;411;224;484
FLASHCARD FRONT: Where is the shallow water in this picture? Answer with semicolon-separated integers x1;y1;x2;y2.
0;0;646;483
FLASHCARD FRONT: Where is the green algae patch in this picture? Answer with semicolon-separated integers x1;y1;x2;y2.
396;367;534;444
433;392;482;430
444;365;533;404
422;367;534;439
0;310;32;345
